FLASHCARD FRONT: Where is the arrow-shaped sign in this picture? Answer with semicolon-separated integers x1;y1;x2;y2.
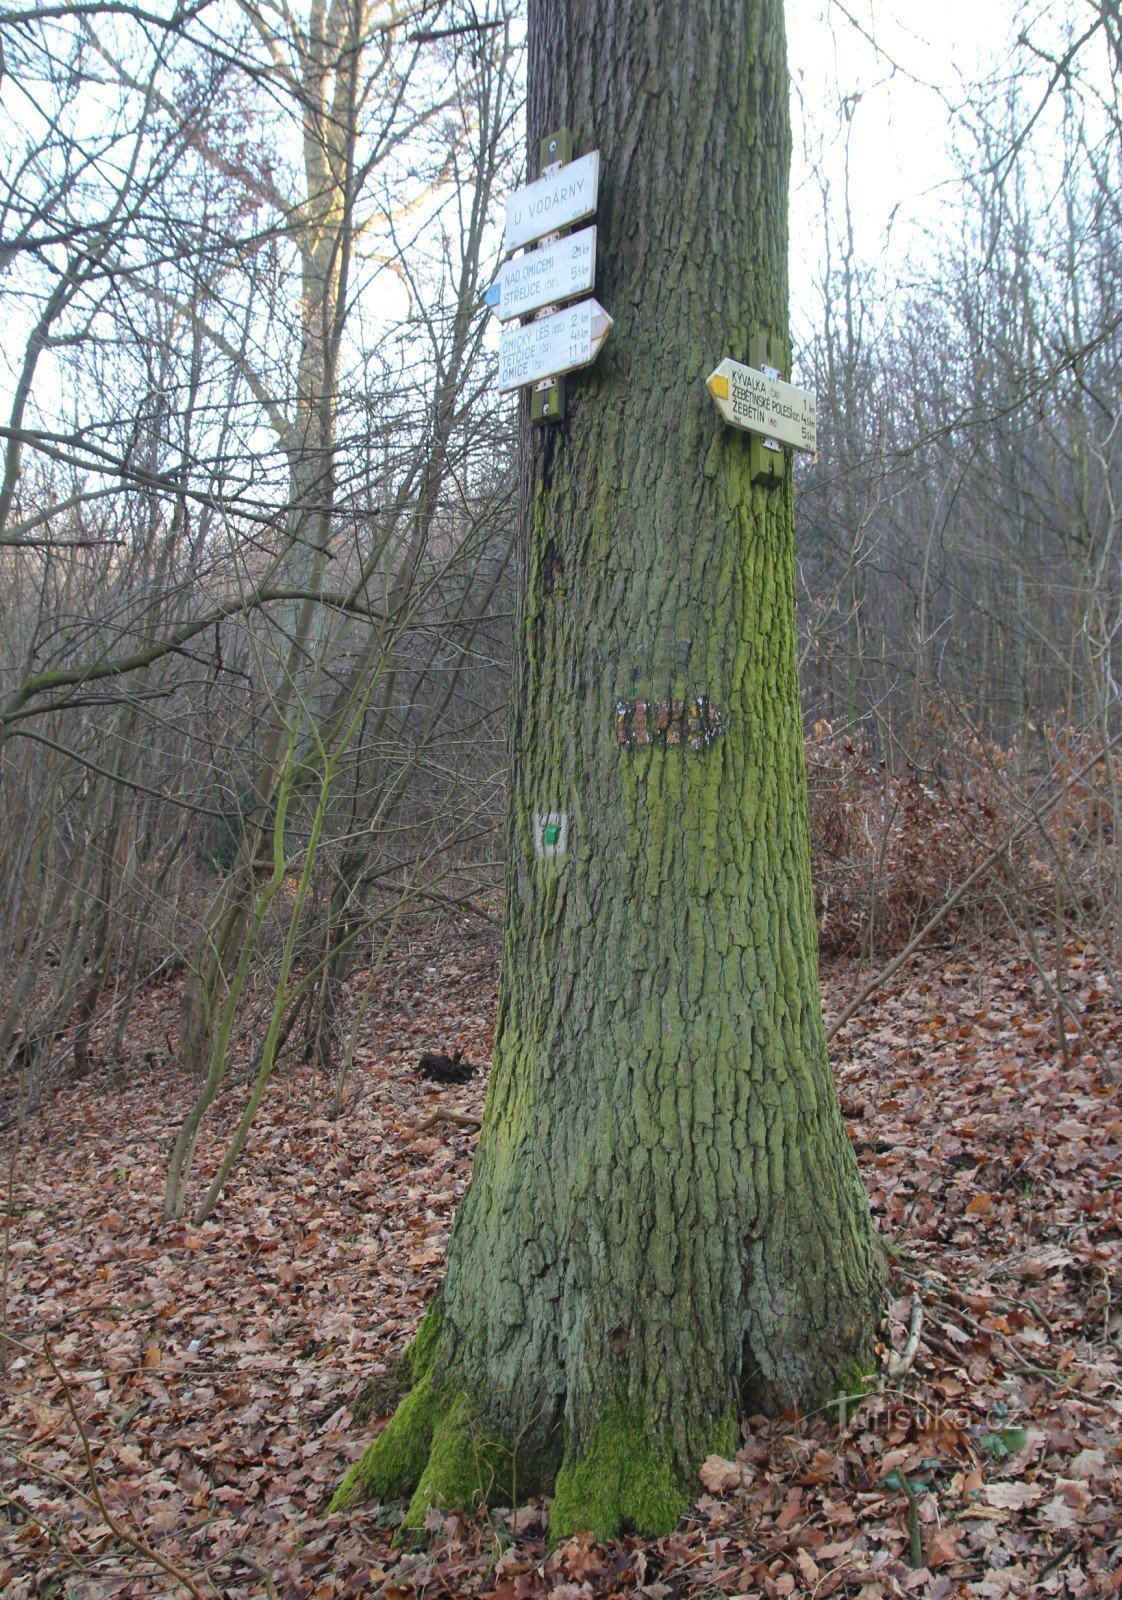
707;359;817;454
498;298;612;393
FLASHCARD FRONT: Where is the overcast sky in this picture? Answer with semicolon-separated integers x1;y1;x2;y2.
784;0;1027;326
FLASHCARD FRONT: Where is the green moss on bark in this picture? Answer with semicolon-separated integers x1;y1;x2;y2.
331;1303;517;1523
403;1391;513;1528
550;1404;687;1541
831;1358;878;1426
330;1303;446;1512
405;1300;443;1381
330;1366;444;1511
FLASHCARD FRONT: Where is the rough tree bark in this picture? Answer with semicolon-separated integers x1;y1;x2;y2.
334;0;884;1539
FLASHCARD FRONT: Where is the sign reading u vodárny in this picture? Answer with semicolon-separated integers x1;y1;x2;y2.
504;151;600;253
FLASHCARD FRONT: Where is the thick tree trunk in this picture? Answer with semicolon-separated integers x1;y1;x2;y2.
335;0;884;1538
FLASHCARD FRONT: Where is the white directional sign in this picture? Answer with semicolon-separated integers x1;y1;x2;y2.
498;298;612;393
497;226;597;322
504;151;600;254
706;359;817;454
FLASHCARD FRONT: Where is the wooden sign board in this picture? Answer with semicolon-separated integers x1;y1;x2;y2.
504;151;600;254
498;298;612;393
497;226;597;321
707;359;817;454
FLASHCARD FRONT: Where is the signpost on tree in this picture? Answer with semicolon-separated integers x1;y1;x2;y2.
495;226;597;323
494;132;610;423
333;0;885;1541
497;298;612;392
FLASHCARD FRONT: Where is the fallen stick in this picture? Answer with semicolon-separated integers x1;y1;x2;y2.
405;1108;481;1138
886;1293;924;1379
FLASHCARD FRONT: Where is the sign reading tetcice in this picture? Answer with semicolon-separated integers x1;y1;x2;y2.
498;298;612;393
504;151;600;253
707;359;817;454
497;226;597;321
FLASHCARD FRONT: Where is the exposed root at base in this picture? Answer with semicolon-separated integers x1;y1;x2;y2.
549;1404;687;1541
333;1386;689;1541
331;1324;875;1542
329;1303;446;1513
403;1390;512;1528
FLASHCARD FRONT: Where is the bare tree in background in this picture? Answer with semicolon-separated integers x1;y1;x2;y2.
0;1;521;1154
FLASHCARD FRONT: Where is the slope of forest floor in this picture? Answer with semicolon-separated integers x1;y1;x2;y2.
1;919;1119;1600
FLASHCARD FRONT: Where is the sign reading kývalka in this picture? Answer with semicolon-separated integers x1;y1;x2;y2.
706;359;817;454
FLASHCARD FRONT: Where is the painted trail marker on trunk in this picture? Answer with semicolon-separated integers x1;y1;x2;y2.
498;298;612;393
497;226;597;321
504;150;600;253
707;358;817;455
533;812;568;858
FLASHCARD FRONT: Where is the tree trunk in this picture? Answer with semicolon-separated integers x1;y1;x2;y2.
334;0;884;1539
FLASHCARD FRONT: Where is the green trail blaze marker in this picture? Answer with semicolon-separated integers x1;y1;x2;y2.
534;811;568;857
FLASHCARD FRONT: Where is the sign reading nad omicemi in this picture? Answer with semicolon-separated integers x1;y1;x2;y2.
497;226;596;321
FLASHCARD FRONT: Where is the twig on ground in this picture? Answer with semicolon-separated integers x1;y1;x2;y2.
1038;1537;1080;1580
221;1551;280;1598
897;1470;924;1569
405;1109;481;1137
887;1293;924;1378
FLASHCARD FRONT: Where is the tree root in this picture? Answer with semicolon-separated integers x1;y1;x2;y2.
548;1404;686;1542
332;1313;709;1545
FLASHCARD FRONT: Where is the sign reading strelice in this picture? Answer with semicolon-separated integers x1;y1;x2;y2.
498;298;612;393
707;359;817;454
504;151;600;253
497;226;597;321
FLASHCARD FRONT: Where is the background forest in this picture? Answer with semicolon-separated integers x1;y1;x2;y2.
0;1;1119;1596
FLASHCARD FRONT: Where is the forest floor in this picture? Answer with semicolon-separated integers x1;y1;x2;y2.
0;917;1119;1600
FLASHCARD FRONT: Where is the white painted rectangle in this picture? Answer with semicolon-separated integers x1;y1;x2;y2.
497;226;597;321
497;298;611;392
533;812;568;858
504;151;600;253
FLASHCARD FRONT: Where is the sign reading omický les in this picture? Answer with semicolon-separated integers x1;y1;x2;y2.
498;299;612;393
